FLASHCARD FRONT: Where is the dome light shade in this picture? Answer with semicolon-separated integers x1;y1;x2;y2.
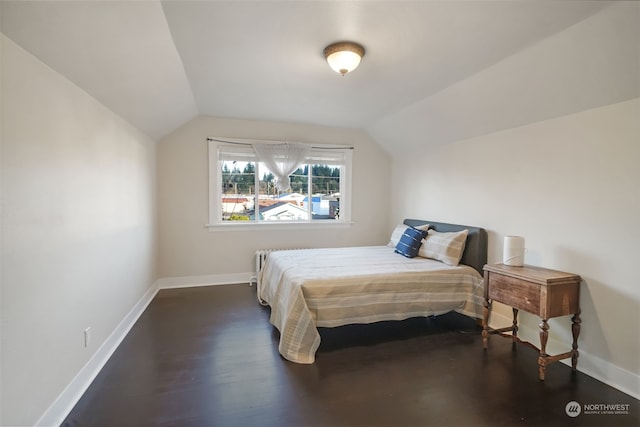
323;41;365;76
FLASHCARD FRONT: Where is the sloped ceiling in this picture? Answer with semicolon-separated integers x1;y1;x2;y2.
1;1;638;151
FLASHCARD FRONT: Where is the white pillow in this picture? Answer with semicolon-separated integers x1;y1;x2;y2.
388;223;429;247
419;229;468;266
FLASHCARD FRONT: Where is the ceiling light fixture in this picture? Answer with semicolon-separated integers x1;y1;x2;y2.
323;41;365;76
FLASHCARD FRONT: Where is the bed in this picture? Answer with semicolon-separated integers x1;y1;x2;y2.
257;219;488;364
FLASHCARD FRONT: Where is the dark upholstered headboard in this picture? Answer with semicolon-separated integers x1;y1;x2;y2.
403;219;488;275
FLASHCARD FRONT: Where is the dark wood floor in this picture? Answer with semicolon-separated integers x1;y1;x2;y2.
63;284;638;427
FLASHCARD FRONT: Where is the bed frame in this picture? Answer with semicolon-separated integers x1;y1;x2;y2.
403;219;488;275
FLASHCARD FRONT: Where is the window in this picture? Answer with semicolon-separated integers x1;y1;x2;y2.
208;138;352;227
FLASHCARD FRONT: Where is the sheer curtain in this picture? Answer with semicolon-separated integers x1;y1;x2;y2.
252;142;310;191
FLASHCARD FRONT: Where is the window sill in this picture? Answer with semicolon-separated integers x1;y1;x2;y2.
205;221;354;232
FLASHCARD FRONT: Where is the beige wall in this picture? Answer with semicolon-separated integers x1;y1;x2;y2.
157;116;391;279
389;98;640;397
1;35;157;426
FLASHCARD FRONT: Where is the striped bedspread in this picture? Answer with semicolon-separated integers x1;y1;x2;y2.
258;246;485;364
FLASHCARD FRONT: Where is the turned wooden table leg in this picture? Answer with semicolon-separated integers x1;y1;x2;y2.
538;319;549;381
571;310;581;371
511;308;519;351
482;299;491;349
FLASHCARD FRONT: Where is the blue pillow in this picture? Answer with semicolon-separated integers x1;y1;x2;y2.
395;226;428;258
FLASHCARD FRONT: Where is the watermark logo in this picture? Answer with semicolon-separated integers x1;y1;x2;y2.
565;401;581;417
565;401;632;417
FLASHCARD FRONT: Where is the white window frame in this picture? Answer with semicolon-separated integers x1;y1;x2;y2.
207;137;353;230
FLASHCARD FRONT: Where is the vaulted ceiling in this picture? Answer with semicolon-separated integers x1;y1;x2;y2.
2;1;637;152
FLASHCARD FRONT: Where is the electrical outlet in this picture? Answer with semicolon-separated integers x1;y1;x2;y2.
84;327;91;348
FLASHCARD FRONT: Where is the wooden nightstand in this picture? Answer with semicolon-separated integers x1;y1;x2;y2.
482;263;581;380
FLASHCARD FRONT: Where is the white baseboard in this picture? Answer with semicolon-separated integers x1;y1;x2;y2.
489;310;639;400
35;281;160;427
576;349;640;400
157;272;253;289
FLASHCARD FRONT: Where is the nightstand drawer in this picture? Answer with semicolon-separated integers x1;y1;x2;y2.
488;273;540;314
